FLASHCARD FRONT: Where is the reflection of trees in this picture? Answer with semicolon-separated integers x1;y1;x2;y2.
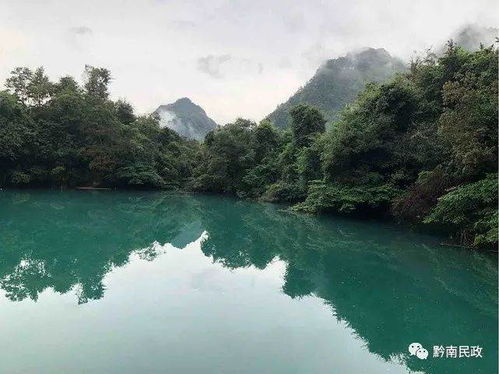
199;199;282;269
0;191;204;303
0;191;497;373
199;200;498;374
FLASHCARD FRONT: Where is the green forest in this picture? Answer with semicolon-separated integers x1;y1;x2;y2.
1;44;497;249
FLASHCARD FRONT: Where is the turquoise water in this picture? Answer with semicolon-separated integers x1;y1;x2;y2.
0;190;497;374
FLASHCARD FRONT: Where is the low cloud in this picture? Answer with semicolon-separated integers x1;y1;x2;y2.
69;26;93;35
278;57;293;69
197;54;231;78
302;42;335;68
169;20;197;30
257;63;264;74
197;55;265;79
282;12;306;33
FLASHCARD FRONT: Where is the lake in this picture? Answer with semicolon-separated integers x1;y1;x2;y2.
0;190;497;374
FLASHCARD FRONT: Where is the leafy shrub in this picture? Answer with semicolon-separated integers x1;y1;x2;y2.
294;181;401;214
392;168;452;221
262;182;306;203
115;164;166;188
424;174;498;247
10;171;31;184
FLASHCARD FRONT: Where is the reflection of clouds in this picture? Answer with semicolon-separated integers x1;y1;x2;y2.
0;189;212;304
135;241;166;261
135;230;208;261
3;258;47;279
189;258;285;292
1;191;496;373
190;268;225;292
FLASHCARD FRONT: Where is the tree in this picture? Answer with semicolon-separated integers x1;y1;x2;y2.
289;104;326;147
5;67;32;104
192;118;255;194
0;91;36;184
251;120;279;163
5;67;53;106
1;65;195;189
28;67;53;106
1;43;496;249
84;65;111;100
115;99;136;125
438;47;498;180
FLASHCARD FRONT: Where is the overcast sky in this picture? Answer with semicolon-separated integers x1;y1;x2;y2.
0;0;497;124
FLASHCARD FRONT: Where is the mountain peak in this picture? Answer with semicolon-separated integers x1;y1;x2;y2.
154;98;217;141
266;48;405;128
174;97;193;105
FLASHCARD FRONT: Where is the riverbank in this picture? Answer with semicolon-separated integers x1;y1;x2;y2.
2;186;497;252
1;189;497;374
1;46;497;250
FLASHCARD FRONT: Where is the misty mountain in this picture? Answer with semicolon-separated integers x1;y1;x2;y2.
154;98;217;141
266;48;406;128
451;24;498;50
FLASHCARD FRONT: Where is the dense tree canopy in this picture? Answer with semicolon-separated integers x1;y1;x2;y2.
0;66;198;189
296;45;498;247
1;43;497;249
191;44;498;248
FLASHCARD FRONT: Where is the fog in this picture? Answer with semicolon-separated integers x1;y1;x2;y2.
0;0;497;124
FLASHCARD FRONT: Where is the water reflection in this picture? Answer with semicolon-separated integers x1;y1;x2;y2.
0;190;497;373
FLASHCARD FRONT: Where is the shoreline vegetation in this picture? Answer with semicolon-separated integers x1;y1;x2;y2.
1;43;497;249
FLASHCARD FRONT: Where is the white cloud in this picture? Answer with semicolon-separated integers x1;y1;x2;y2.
197;54;232;79
0;0;497;124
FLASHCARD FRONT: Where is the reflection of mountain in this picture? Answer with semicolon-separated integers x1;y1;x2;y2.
0;191;497;373
170;220;205;249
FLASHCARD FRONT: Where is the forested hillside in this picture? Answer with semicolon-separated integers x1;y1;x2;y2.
0;44;497;249
266;48;405;128
0;66;199;189
192;43;498;248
